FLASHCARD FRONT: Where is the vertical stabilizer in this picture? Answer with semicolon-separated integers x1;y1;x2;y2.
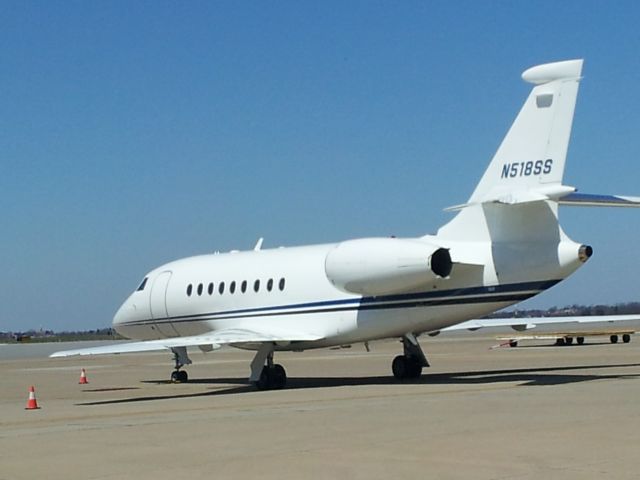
468;59;583;204
438;60;583;242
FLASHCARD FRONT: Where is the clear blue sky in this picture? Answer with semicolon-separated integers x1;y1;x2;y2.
2;2;640;331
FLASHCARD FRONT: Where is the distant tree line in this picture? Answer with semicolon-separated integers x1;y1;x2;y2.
0;328;124;343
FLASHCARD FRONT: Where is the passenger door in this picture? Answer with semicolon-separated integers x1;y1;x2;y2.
150;271;179;336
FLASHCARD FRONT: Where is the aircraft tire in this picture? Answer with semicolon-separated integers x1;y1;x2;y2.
272;364;287;389
406;359;422;379
392;355;422;380
623;334;631;343
565;337;574;345
256;367;272;390
610;335;619;344
171;370;188;383
256;365;287;390
577;337;585;345
392;355;408;380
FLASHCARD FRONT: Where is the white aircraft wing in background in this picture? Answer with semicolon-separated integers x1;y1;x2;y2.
440;314;640;333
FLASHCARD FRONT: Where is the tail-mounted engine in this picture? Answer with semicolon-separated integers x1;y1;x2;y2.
324;238;452;296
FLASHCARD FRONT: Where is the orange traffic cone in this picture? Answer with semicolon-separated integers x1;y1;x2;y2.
79;368;89;384
25;386;40;410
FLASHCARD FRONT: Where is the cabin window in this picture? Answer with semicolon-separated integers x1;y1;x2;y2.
208;283;214;295
230;281;236;294
197;283;203;296
279;278;285;291
219;282;225;294
254;279;260;292
136;277;148;292
186;284;193;296
241;280;247;293
267;278;274;292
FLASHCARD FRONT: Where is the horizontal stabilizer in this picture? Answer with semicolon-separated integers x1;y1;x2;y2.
445;189;640;211
50;328;324;358
445;185;577;211
558;192;640;208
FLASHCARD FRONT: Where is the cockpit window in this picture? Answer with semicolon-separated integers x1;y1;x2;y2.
136;277;148;292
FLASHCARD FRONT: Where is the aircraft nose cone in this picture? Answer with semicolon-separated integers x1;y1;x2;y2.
113;301;137;326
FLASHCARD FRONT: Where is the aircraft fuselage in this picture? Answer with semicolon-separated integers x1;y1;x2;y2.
114;233;583;350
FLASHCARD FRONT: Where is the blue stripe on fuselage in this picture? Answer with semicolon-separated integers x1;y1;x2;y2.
119;279;560;327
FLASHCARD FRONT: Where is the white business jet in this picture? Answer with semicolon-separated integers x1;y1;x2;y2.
52;59;640;390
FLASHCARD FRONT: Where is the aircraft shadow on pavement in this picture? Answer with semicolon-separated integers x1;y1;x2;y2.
76;362;640;406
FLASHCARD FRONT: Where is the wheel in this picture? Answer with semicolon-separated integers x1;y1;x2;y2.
509;340;518;348
577;337;585;345
565;337;574;345
255;365;287;390
272;364;287;389
392;355;408;379
623;334;631;343
406;357;423;379
392;355;422;380
171;370;188;383
555;338;566;346
610;335;619;344
256;366;272;390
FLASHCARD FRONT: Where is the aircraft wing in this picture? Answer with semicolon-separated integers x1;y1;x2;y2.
49;328;324;358
441;314;640;333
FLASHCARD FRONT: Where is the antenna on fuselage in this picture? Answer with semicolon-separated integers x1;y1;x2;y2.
254;237;264;251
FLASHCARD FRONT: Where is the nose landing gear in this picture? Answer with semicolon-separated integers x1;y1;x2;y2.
170;347;192;383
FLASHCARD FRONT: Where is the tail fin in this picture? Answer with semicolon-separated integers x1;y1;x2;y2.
468;59;583;205
438;59;583;241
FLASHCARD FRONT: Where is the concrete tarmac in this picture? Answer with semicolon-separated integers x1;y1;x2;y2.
2;336;640;480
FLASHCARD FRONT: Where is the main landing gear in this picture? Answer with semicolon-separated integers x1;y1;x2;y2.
250;343;287;390
392;333;430;380
170;347;192;383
